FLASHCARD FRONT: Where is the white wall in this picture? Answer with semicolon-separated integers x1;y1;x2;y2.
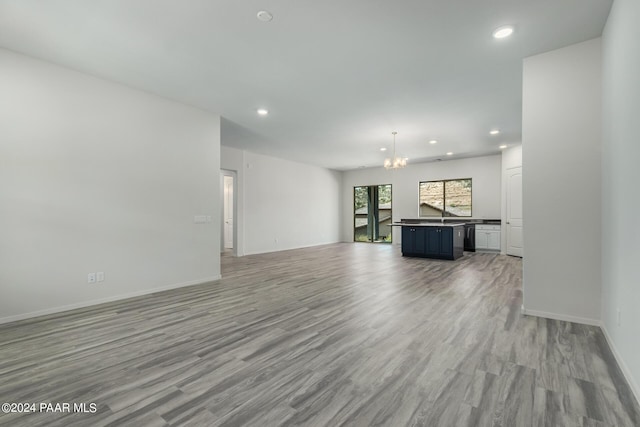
501;145;522;254
522;39;602;324
0;49;221;323
601;0;640;401
341;155;502;243
221;146;342;256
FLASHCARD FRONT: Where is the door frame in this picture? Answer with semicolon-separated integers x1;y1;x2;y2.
353;184;392;243
506;166;523;257
220;169;238;256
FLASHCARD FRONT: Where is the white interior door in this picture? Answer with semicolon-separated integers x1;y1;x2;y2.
223;175;234;249
506;166;523;257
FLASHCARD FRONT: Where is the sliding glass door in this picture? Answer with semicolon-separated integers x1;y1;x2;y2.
354;184;392;243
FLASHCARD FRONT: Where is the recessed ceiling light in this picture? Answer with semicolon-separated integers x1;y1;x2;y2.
380;148;387;151
256;11;273;22
446;152;453;156
490;129;500;135
429;140;438;144
499;145;508;149
257;108;269;116
493;26;514;39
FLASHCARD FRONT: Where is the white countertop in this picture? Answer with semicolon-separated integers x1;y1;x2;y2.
392;222;465;227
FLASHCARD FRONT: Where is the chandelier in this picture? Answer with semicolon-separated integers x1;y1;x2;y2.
383;131;407;169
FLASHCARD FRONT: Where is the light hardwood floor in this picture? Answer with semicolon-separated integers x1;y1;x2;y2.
0;243;638;426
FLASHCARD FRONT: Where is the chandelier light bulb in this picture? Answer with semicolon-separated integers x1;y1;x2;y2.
383;131;407;170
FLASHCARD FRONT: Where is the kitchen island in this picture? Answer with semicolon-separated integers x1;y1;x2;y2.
393;222;465;260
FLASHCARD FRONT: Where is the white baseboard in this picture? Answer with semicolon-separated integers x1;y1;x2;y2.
600;323;640;407
243;240;342;256
523;306;640;407
521;307;601;326
0;275;221;325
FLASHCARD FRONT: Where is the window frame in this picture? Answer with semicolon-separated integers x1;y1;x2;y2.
418;178;472;218
353;184;393;243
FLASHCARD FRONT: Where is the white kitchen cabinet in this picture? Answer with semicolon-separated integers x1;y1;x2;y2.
475;224;501;251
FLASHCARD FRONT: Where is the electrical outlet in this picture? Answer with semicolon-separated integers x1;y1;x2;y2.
617;308;621;326
88;273;96;284
97;272;105;282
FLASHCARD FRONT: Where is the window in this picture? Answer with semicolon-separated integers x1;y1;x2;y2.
354;184;392;243
419;178;472;217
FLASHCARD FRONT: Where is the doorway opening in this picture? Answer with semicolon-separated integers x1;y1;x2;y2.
221;170;237;255
354;184;392;243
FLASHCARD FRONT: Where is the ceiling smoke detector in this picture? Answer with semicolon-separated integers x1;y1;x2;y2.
257;11;273;22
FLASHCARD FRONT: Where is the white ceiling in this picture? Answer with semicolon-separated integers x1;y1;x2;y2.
0;0;612;170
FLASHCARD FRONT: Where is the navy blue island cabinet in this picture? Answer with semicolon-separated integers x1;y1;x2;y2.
400;224;464;260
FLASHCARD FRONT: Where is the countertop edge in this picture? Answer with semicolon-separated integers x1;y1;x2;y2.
392;223;465;227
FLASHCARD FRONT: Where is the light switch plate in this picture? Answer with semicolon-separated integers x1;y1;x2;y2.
194;215;211;224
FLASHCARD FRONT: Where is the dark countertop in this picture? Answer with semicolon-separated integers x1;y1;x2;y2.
392;222;465;227
400;218;501;225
